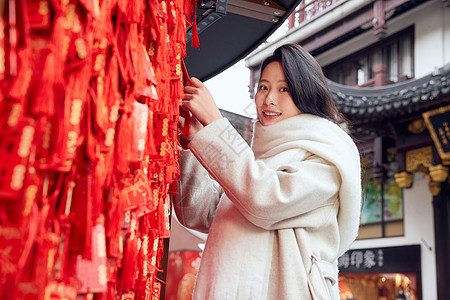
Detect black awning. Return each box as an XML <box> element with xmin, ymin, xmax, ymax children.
<box><xmin>184</xmin><ymin>0</ymin><xmax>302</xmax><ymax>81</ymax></box>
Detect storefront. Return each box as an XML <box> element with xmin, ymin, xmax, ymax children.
<box><xmin>338</xmin><ymin>245</ymin><xmax>421</xmax><ymax>300</ymax></box>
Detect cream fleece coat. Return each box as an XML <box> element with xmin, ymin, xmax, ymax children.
<box><xmin>173</xmin><ymin>114</ymin><xmax>361</xmax><ymax>300</ymax></box>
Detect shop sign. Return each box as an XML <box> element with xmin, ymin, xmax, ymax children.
<box><xmin>338</xmin><ymin>245</ymin><xmax>421</xmax><ymax>273</ymax></box>
<box><xmin>423</xmin><ymin>104</ymin><xmax>450</xmax><ymax>160</ymax></box>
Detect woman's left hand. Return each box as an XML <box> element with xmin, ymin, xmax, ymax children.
<box><xmin>182</xmin><ymin>77</ymin><xmax>223</xmax><ymax>126</ymax></box>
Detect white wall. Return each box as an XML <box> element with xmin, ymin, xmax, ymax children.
<box><xmin>413</xmin><ymin>0</ymin><xmax>448</xmax><ymax>77</ymax></box>
<box><xmin>352</xmin><ymin>173</ymin><xmax>437</xmax><ymax>300</ymax></box>
<box><xmin>444</xmin><ymin>4</ymin><xmax>450</xmax><ymax>65</ymax></box>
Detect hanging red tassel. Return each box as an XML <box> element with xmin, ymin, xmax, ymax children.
<box><xmin>191</xmin><ymin>4</ymin><xmax>200</xmax><ymax>48</ymax></box>
<box><xmin>184</xmin><ymin>0</ymin><xmax>195</xmax><ymax>19</ymax></box>
<box><xmin>146</xmin><ymin>110</ymin><xmax>157</xmax><ymax>156</ymax></box>
<box><xmin>7</xmin><ymin>47</ymin><xmax>32</xmax><ymax>103</ymax></box>
<box><xmin>118</xmin><ymin>213</ymin><xmax>139</xmax><ymax>291</ymax></box>
<box><xmin>105</xmin><ymin>184</ymin><xmax>124</xmax><ymax>241</ymax></box>
<box><xmin>181</xmin><ymin>112</ymin><xmax>191</xmax><ymax>136</ymax></box>
<box><xmin>68</xmin><ymin>170</ymin><xmax>92</xmax><ymax>258</ymax></box>
<box><xmin>31</xmin><ymin>51</ymin><xmax>56</xmax><ymax>116</ymax></box>
<box><xmin>115</xmin><ymin>110</ymin><xmax>134</xmax><ymax>174</ymax></box>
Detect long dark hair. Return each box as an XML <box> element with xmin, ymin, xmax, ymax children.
<box><xmin>262</xmin><ymin>45</ymin><xmax>367</xmax><ymax>205</ymax></box>
<box><xmin>260</xmin><ymin>44</ymin><xmax>345</xmax><ymax>125</ymax></box>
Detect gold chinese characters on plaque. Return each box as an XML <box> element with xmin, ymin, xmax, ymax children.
<box><xmin>423</xmin><ymin>104</ymin><xmax>450</xmax><ymax>161</ymax></box>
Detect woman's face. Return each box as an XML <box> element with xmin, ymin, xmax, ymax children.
<box><xmin>255</xmin><ymin>61</ymin><xmax>301</xmax><ymax>126</ymax></box>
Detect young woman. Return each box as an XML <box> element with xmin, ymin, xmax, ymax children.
<box><xmin>175</xmin><ymin>44</ymin><xmax>362</xmax><ymax>299</ymax></box>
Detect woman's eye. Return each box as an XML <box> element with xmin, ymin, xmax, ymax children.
<box><xmin>281</xmin><ymin>87</ymin><xmax>289</xmax><ymax>92</ymax></box>
<box><xmin>258</xmin><ymin>85</ymin><xmax>268</xmax><ymax>91</ymax></box>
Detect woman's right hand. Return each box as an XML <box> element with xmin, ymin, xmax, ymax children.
<box><xmin>182</xmin><ymin>77</ymin><xmax>223</xmax><ymax>126</ymax></box>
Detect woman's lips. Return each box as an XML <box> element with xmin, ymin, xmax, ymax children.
<box><xmin>263</xmin><ymin>111</ymin><xmax>282</xmax><ymax>119</ymax></box>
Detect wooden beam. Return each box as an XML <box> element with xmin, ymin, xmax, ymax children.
<box><xmin>302</xmin><ymin>5</ymin><xmax>373</xmax><ymax>52</ymax></box>
<box><xmin>302</xmin><ymin>0</ymin><xmax>415</xmax><ymax>53</ymax></box>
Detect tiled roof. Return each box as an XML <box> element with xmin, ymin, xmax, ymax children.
<box><xmin>328</xmin><ymin>63</ymin><xmax>450</xmax><ymax>120</ymax></box>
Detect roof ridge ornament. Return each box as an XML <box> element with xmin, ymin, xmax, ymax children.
<box><xmin>432</xmin><ymin>66</ymin><xmax>441</xmax><ymax>76</ymax></box>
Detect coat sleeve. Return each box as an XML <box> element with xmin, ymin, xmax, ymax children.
<box><xmin>188</xmin><ymin>118</ymin><xmax>340</xmax><ymax>230</ymax></box>
<box><xmin>172</xmin><ymin>149</ymin><xmax>224</xmax><ymax>233</ymax></box>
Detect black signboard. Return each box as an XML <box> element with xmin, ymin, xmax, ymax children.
<box><xmin>338</xmin><ymin>245</ymin><xmax>421</xmax><ymax>274</ymax></box>
<box><xmin>423</xmin><ymin>105</ymin><xmax>450</xmax><ymax>160</ymax></box>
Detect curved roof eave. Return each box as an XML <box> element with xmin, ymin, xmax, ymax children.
<box><xmin>328</xmin><ymin>62</ymin><xmax>450</xmax><ymax>118</ymax></box>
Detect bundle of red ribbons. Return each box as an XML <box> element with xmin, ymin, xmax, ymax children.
<box><xmin>0</xmin><ymin>0</ymin><xmax>198</xmax><ymax>298</ymax></box>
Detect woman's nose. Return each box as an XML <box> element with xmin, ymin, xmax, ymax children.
<box><xmin>264</xmin><ymin>90</ymin><xmax>276</xmax><ymax>105</ymax></box>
